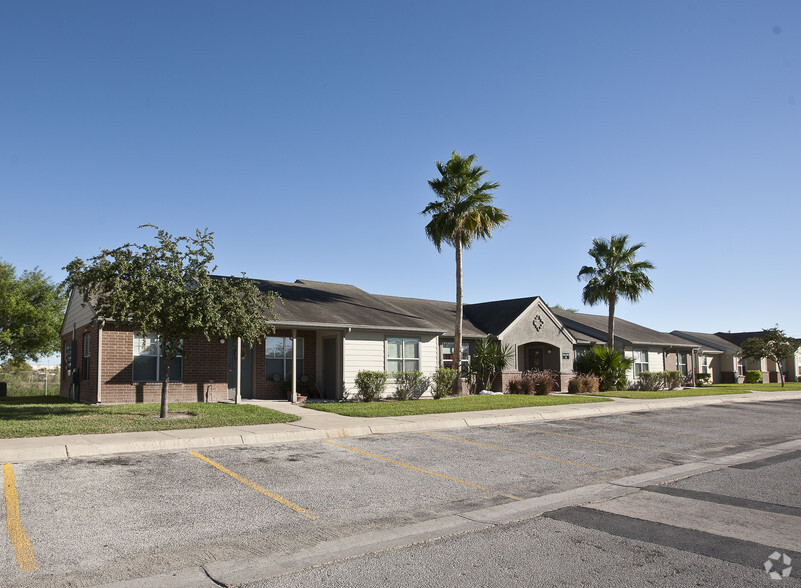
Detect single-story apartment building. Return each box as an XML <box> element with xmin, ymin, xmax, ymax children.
<box><xmin>551</xmin><ymin>309</ymin><xmax>711</xmax><ymax>384</ymax></box>
<box><xmin>60</xmin><ymin>277</ymin><xmax>795</xmax><ymax>403</ymax></box>
<box><xmin>672</xmin><ymin>330</ymin><xmax>801</xmax><ymax>383</ymax></box>
<box><xmin>60</xmin><ymin>278</ymin><xmax>582</xmax><ymax>403</ymax></box>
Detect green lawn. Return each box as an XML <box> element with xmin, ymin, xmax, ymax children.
<box><xmin>706</xmin><ymin>383</ymin><xmax>801</xmax><ymax>393</ymax></box>
<box><xmin>0</xmin><ymin>396</ymin><xmax>299</xmax><ymax>439</ymax></box>
<box><xmin>303</xmin><ymin>394</ymin><xmax>611</xmax><ymax>418</ymax></box>
<box><xmin>595</xmin><ymin>382</ymin><xmax>801</xmax><ymax>400</ymax></box>
<box><xmin>594</xmin><ymin>388</ymin><xmax>751</xmax><ymax>399</ymax></box>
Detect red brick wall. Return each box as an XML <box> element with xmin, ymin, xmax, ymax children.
<box><xmin>60</xmin><ymin>325</ymin><xmax>99</xmax><ymax>403</ymax></box>
<box><xmin>64</xmin><ymin>326</ymin><xmax>318</xmax><ymax>404</ymax></box>
<box><xmin>99</xmin><ymin>327</ymin><xmax>228</xmax><ymax>404</ymax></box>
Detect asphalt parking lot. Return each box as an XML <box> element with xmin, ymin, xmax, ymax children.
<box><xmin>2</xmin><ymin>400</ymin><xmax>800</xmax><ymax>587</ymax></box>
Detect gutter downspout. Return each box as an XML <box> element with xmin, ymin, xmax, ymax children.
<box><xmin>96</xmin><ymin>320</ymin><xmax>105</xmax><ymax>403</ymax></box>
<box><xmin>236</xmin><ymin>337</ymin><xmax>242</xmax><ymax>404</ymax></box>
<box><xmin>71</xmin><ymin>322</ymin><xmax>76</xmax><ymax>400</ymax></box>
<box><xmin>291</xmin><ymin>329</ymin><xmax>297</xmax><ymax>403</ymax></box>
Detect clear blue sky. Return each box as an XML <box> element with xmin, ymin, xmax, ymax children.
<box><xmin>2</xmin><ymin>1</ymin><xmax>799</xmax><ymax>343</ymax></box>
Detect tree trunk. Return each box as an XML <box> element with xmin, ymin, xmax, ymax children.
<box><xmin>607</xmin><ymin>294</ymin><xmax>616</xmax><ymax>349</ymax></box>
<box><xmin>453</xmin><ymin>235</ymin><xmax>463</xmax><ymax>395</ymax></box>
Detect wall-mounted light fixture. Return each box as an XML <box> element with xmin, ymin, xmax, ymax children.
<box><xmin>219</xmin><ymin>338</ymin><xmax>226</xmax><ymax>344</ymax></box>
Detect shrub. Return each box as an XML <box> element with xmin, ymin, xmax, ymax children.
<box><xmin>432</xmin><ymin>368</ymin><xmax>458</xmax><ymax>399</ymax></box>
<box><xmin>519</xmin><ymin>373</ymin><xmax>536</xmax><ymax>395</ymax></box>
<box><xmin>577</xmin><ymin>346</ymin><xmax>632</xmax><ymax>391</ymax></box>
<box><xmin>507</xmin><ymin>372</ymin><xmax>542</xmax><ymax>394</ymax></box>
<box><xmin>506</xmin><ymin>378</ymin><xmax>521</xmax><ymax>394</ymax></box>
<box><xmin>393</xmin><ymin>370</ymin><xmax>430</xmax><ymax>401</ymax></box>
<box><xmin>527</xmin><ymin>369</ymin><xmax>558</xmax><ymax>395</ymax></box>
<box><xmin>567</xmin><ymin>374</ymin><xmax>600</xmax><ymax>394</ymax></box>
<box><xmin>663</xmin><ymin>371</ymin><xmax>683</xmax><ymax>390</ymax></box>
<box><xmin>354</xmin><ymin>370</ymin><xmax>388</xmax><ymax>402</ymax></box>
<box><xmin>695</xmin><ymin>372</ymin><xmax>711</xmax><ymax>386</ymax></box>
<box><xmin>745</xmin><ymin>370</ymin><xmax>763</xmax><ymax>384</ymax></box>
<box><xmin>637</xmin><ymin>371</ymin><xmax>664</xmax><ymax>391</ymax></box>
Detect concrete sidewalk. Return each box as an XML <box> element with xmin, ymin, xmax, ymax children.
<box><xmin>2</xmin><ymin>390</ymin><xmax>800</xmax><ymax>463</ymax></box>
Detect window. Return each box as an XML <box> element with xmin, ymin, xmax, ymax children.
<box><xmin>737</xmin><ymin>357</ymin><xmax>745</xmax><ymax>377</ymax></box>
<box><xmin>265</xmin><ymin>336</ymin><xmax>304</xmax><ymax>382</ymax></box>
<box><xmin>633</xmin><ymin>350</ymin><xmax>649</xmax><ymax>377</ymax></box>
<box><xmin>133</xmin><ymin>334</ymin><xmax>182</xmax><ymax>382</ymax></box>
<box><xmin>698</xmin><ymin>355</ymin><xmax>709</xmax><ymax>374</ymax></box>
<box><xmin>82</xmin><ymin>333</ymin><xmax>90</xmax><ymax>380</ymax></box>
<box><xmin>62</xmin><ymin>340</ymin><xmax>70</xmax><ymax>380</ymax></box>
<box><xmin>441</xmin><ymin>341</ymin><xmax>469</xmax><ymax>371</ymax></box>
<box><xmin>387</xmin><ymin>337</ymin><xmax>419</xmax><ymax>373</ymax></box>
<box><xmin>677</xmin><ymin>353</ymin><xmax>688</xmax><ymax>376</ymax></box>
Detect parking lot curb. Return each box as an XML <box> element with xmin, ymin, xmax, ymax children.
<box><xmin>1</xmin><ymin>390</ymin><xmax>800</xmax><ymax>463</ymax></box>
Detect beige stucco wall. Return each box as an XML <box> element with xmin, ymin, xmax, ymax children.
<box><xmin>497</xmin><ymin>299</ymin><xmax>575</xmax><ymax>375</ymax></box>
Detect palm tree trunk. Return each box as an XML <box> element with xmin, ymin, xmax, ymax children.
<box><xmin>453</xmin><ymin>235</ymin><xmax>463</xmax><ymax>395</ymax></box>
<box><xmin>607</xmin><ymin>295</ymin><xmax>616</xmax><ymax>349</ymax></box>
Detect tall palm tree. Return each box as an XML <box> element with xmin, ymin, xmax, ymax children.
<box><xmin>577</xmin><ymin>234</ymin><xmax>654</xmax><ymax>349</ymax></box>
<box><xmin>422</xmin><ymin>152</ymin><xmax>509</xmax><ymax>392</ymax></box>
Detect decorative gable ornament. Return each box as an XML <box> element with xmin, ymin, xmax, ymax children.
<box><xmin>533</xmin><ymin>315</ymin><xmax>544</xmax><ymax>332</ymax></box>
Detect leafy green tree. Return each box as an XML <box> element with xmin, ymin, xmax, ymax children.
<box><xmin>0</xmin><ymin>260</ymin><xmax>67</xmax><ymax>364</ymax></box>
<box><xmin>63</xmin><ymin>225</ymin><xmax>278</xmax><ymax>417</ymax></box>
<box><xmin>577</xmin><ymin>346</ymin><xmax>633</xmax><ymax>391</ymax></box>
<box><xmin>739</xmin><ymin>328</ymin><xmax>800</xmax><ymax>388</ymax></box>
<box><xmin>422</xmin><ymin>152</ymin><xmax>509</xmax><ymax>392</ymax></box>
<box><xmin>577</xmin><ymin>234</ymin><xmax>654</xmax><ymax>348</ymax></box>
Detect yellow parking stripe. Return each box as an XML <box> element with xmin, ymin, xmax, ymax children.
<box><xmin>501</xmin><ymin>425</ymin><xmax>679</xmax><ymax>455</ymax></box>
<box><xmin>189</xmin><ymin>452</ymin><xmax>317</xmax><ymax>519</ymax></box>
<box><xmin>563</xmin><ymin>419</ymin><xmax>718</xmax><ymax>441</ymax></box>
<box><xmin>324</xmin><ymin>441</ymin><xmax>521</xmax><ymax>500</ymax></box>
<box><xmin>3</xmin><ymin>464</ymin><xmax>37</xmax><ymax>572</ymax></box>
<box><xmin>421</xmin><ymin>432</ymin><xmax>604</xmax><ymax>470</ymax></box>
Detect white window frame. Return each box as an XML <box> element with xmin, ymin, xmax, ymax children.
<box><xmin>82</xmin><ymin>333</ymin><xmax>91</xmax><ymax>381</ymax></box>
<box><xmin>698</xmin><ymin>355</ymin><xmax>710</xmax><ymax>374</ymax></box>
<box><xmin>737</xmin><ymin>357</ymin><xmax>745</xmax><ymax>377</ymax></box>
<box><xmin>265</xmin><ymin>336</ymin><xmax>304</xmax><ymax>382</ymax></box>
<box><xmin>677</xmin><ymin>353</ymin><xmax>688</xmax><ymax>376</ymax></box>
<box><xmin>387</xmin><ymin>337</ymin><xmax>420</xmax><ymax>374</ymax></box>
<box><xmin>633</xmin><ymin>350</ymin><xmax>649</xmax><ymax>377</ymax></box>
<box><xmin>441</xmin><ymin>340</ymin><xmax>469</xmax><ymax>371</ymax></box>
<box><xmin>132</xmin><ymin>333</ymin><xmax>183</xmax><ymax>382</ymax></box>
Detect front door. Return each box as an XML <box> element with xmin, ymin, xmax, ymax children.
<box><xmin>322</xmin><ymin>337</ymin><xmax>337</xmax><ymax>399</ymax></box>
<box><xmin>526</xmin><ymin>347</ymin><xmax>544</xmax><ymax>371</ymax></box>
<box><xmin>227</xmin><ymin>340</ymin><xmax>254</xmax><ymax>400</ymax></box>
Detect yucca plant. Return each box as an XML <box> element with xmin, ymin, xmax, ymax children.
<box><xmin>468</xmin><ymin>338</ymin><xmax>514</xmax><ymax>393</ymax></box>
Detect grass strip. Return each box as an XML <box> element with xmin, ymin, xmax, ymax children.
<box><xmin>594</xmin><ymin>382</ymin><xmax>801</xmax><ymax>399</ymax></box>
<box><xmin>303</xmin><ymin>394</ymin><xmax>611</xmax><ymax>417</ymax></box>
<box><xmin>0</xmin><ymin>396</ymin><xmax>298</xmax><ymax>439</ymax></box>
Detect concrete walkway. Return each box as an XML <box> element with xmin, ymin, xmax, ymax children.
<box><xmin>2</xmin><ymin>390</ymin><xmax>800</xmax><ymax>463</ymax></box>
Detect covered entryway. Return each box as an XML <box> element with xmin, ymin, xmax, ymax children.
<box><xmin>520</xmin><ymin>342</ymin><xmax>561</xmax><ymax>372</ymax></box>
<box><xmin>227</xmin><ymin>340</ymin><xmax>254</xmax><ymax>400</ymax></box>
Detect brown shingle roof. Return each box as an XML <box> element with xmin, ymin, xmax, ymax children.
<box><xmin>551</xmin><ymin>308</ymin><xmax>699</xmax><ymax>349</ymax></box>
